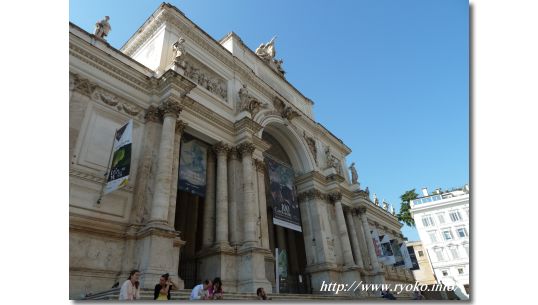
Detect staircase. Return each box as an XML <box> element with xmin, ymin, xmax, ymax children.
<box><xmin>81</xmin><ymin>288</ymin><xmax>412</xmax><ymax>301</ymax></box>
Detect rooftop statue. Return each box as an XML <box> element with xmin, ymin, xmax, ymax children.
<box><xmin>349</xmin><ymin>162</ymin><xmax>359</xmax><ymax>185</ymax></box>
<box><xmin>255</xmin><ymin>36</ymin><xmax>285</xmax><ymax>76</ymax></box>
<box><xmin>94</xmin><ymin>16</ymin><xmax>111</xmax><ymax>40</ymax></box>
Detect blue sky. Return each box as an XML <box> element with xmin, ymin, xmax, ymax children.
<box><xmin>70</xmin><ymin>0</ymin><xmax>469</xmax><ymax>241</ymax></box>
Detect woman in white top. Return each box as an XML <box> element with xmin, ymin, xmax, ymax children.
<box><xmin>119</xmin><ymin>270</ymin><xmax>141</xmax><ymax>300</ymax></box>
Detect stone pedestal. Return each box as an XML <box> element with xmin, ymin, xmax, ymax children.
<box><xmin>197</xmin><ymin>247</ymin><xmax>237</xmax><ymax>292</ymax></box>
<box><xmin>237</xmin><ymin>247</ymin><xmax>272</xmax><ymax>293</ymax></box>
<box><xmin>136</xmin><ymin>223</ymin><xmax>185</xmax><ymax>289</ymax></box>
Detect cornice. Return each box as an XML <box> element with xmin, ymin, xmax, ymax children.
<box><xmin>234</xmin><ymin>117</ymin><xmax>263</xmax><ymax>135</ymax></box>
<box><xmin>181</xmin><ymin>96</ymin><xmax>235</xmax><ymax>135</ymax></box>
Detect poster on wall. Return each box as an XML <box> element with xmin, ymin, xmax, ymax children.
<box><xmin>104</xmin><ymin>119</ymin><xmax>132</xmax><ymax>195</ymax></box>
<box><xmin>378</xmin><ymin>234</ymin><xmax>396</xmax><ymax>265</ymax></box>
<box><xmin>391</xmin><ymin>239</ymin><xmax>405</xmax><ymax>266</ymax></box>
<box><xmin>178</xmin><ymin>136</ymin><xmax>208</xmax><ymax>197</ymax></box>
<box><xmin>266</xmin><ymin>157</ymin><xmax>302</xmax><ymax>232</ymax></box>
<box><xmin>370</xmin><ymin>229</ymin><xmax>383</xmax><ymax>257</ymax></box>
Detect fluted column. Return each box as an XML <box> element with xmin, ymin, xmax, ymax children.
<box><xmin>358</xmin><ymin>206</ymin><xmax>381</xmax><ymax>271</ymax></box>
<box><xmin>150</xmin><ymin>99</ymin><xmax>182</xmax><ymax>223</ymax></box>
<box><xmin>330</xmin><ymin>192</ymin><xmax>355</xmax><ymax>267</ymax></box>
<box><xmin>202</xmin><ymin>151</ymin><xmax>216</xmax><ymax>248</ymax></box>
<box><xmin>345</xmin><ymin>209</ymin><xmax>364</xmax><ymax>268</ymax></box>
<box><xmin>214</xmin><ymin>142</ymin><xmax>230</xmax><ymax>247</ymax></box>
<box><xmin>238</xmin><ymin>142</ymin><xmax>257</xmax><ymax>247</ymax></box>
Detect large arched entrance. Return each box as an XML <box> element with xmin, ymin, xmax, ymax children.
<box><xmin>260</xmin><ymin>122</ymin><xmax>314</xmax><ymax>294</ymax></box>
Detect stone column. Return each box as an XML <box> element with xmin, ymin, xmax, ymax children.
<box><xmin>168</xmin><ymin>120</ymin><xmax>187</xmax><ymax>227</ymax></box>
<box><xmin>202</xmin><ymin>151</ymin><xmax>216</xmax><ymax>248</ymax></box>
<box><xmin>214</xmin><ymin>142</ymin><xmax>230</xmax><ymax>248</ymax></box>
<box><xmin>150</xmin><ymin>99</ymin><xmax>182</xmax><ymax>223</ymax></box>
<box><xmin>228</xmin><ymin>148</ymin><xmax>239</xmax><ymax>246</ymax></box>
<box><xmin>345</xmin><ymin>208</ymin><xmax>364</xmax><ymax>268</ymax></box>
<box><xmin>353</xmin><ymin>210</ymin><xmax>371</xmax><ymax>268</ymax></box>
<box><xmin>238</xmin><ymin>142</ymin><xmax>257</xmax><ymax>248</ymax></box>
<box><xmin>358</xmin><ymin>206</ymin><xmax>381</xmax><ymax>272</ymax></box>
<box><xmin>330</xmin><ymin>192</ymin><xmax>355</xmax><ymax>267</ymax></box>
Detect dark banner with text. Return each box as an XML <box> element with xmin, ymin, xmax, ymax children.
<box><xmin>178</xmin><ymin>137</ymin><xmax>208</xmax><ymax>197</ymax></box>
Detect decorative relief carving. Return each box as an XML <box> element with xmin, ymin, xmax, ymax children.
<box><xmin>303</xmin><ymin>131</ymin><xmax>318</xmax><ymax>166</ymax></box>
<box><xmin>272</xmin><ymin>96</ymin><xmax>301</xmax><ymax>122</ymax></box>
<box><xmin>172</xmin><ymin>37</ymin><xmax>187</xmax><ymax>69</ymax></box>
<box><xmin>183</xmin><ymin>55</ymin><xmax>227</xmax><ymax>101</ymax></box>
<box><xmin>254</xmin><ymin>36</ymin><xmax>285</xmax><ymax>77</ymax></box>
<box><xmin>73</xmin><ymin>74</ymin><xmax>97</xmax><ymax>96</ymax></box>
<box><xmin>159</xmin><ymin>99</ymin><xmax>182</xmax><ymax>117</ymax></box>
<box><xmin>238</xmin><ymin>84</ymin><xmax>268</xmax><ymax>117</ymax></box>
<box><xmin>324</xmin><ymin>146</ymin><xmax>343</xmax><ymax>176</ymax></box>
<box><xmin>144</xmin><ymin>105</ymin><xmax>161</xmax><ymax>123</ymax></box>
<box><xmin>357</xmin><ymin>206</ymin><xmax>367</xmax><ymax>215</ymax></box>
<box><xmin>121</xmin><ymin>103</ymin><xmax>141</xmax><ymax>116</ymax></box>
<box><xmin>228</xmin><ymin>147</ymin><xmax>239</xmax><ymax>160</ymax></box>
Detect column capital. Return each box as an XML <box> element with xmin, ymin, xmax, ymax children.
<box><xmin>297</xmin><ymin>189</ymin><xmax>328</xmax><ymax>203</ymax></box>
<box><xmin>144</xmin><ymin>105</ymin><xmax>161</xmax><ymax>123</ymax></box>
<box><xmin>228</xmin><ymin>147</ymin><xmax>239</xmax><ymax>160</ymax></box>
<box><xmin>328</xmin><ymin>191</ymin><xmax>343</xmax><ymax>203</ymax></box>
<box><xmin>175</xmin><ymin>120</ymin><xmax>187</xmax><ymax>135</ymax></box>
<box><xmin>254</xmin><ymin>158</ymin><xmax>266</xmax><ymax>173</ymax></box>
<box><xmin>159</xmin><ymin>98</ymin><xmax>182</xmax><ymax>118</ymax></box>
<box><xmin>237</xmin><ymin>141</ymin><xmax>256</xmax><ymax>157</ymax></box>
<box><xmin>213</xmin><ymin>142</ymin><xmax>230</xmax><ymax>156</ymax></box>
<box><xmin>357</xmin><ymin>206</ymin><xmax>367</xmax><ymax>215</ymax></box>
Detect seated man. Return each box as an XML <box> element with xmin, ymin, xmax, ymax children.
<box><xmin>190</xmin><ymin>280</ymin><xmax>212</xmax><ymax>300</ymax></box>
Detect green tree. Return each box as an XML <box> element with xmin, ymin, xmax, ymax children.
<box><xmin>397</xmin><ymin>189</ymin><xmax>419</xmax><ymax>227</ymax></box>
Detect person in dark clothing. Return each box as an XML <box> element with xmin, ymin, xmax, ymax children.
<box><xmin>154</xmin><ymin>273</ymin><xmax>178</xmax><ymax>300</ymax></box>
<box><xmin>381</xmin><ymin>290</ymin><xmax>397</xmax><ymax>300</ymax></box>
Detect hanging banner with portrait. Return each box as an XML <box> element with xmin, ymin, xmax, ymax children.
<box><xmin>266</xmin><ymin>157</ymin><xmax>302</xmax><ymax>232</ymax></box>
<box><xmin>178</xmin><ymin>136</ymin><xmax>208</xmax><ymax>197</ymax></box>
<box><xmin>391</xmin><ymin>239</ymin><xmax>405</xmax><ymax>266</ymax></box>
<box><xmin>104</xmin><ymin>119</ymin><xmax>132</xmax><ymax>195</ymax></box>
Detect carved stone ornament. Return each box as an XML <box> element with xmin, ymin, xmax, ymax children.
<box><xmin>237</xmin><ymin>142</ymin><xmax>256</xmax><ymax>157</ymax></box>
<box><xmin>254</xmin><ymin>159</ymin><xmax>266</xmax><ymax>173</ymax></box>
<box><xmin>297</xmin><ymin>189</ymin><xmax>328</xmax><ymax>203</ymax></box>
<box><xmin>144</xmin><ymin>105</ymin><xmax>161</xmax><ymax>123</ymax></box>
<box><xmin>91</xmin><ymin>88</ymin><xmax>119</xmax><ymax>106</ymax></box>
<box><xmin>357</xmin><ymin>206</ymin><xmax>367</xmax><ymax>215</ymax></box>
<box><xmin>73</xmin><ymin>74</ymin><xmax>97</xmax><ymax>96</ymax></box>
<box><xmin>184</xmin><ymin>56</ymin><xmax>227</xmax><ymax>101</ymax></box>
<box><xmin>238</xmin><ymin>84</ymin><xmax>267</xmax><ymax>117</ymax></box>
<box><xmin>328</xmin><ymin>192</ymin><xmax>343</xmax><ymax>203</ymax></box>
<box><xmin>213</xmin><ymin>142</ymin><xmax>230</xmax><ymax>155</ymax></box>
<box><xmin>282</xmin><ymin>107</ymin><xmax>300</xmax><ymax>121</ymax></box>
<box><xmin>175</xmin><ymin>120</ymin><xmax>187</xmax><ymax>135</ymax></box>
<box><xmin>228</xmin><ymin>147</ymin><xmax>239</xmax><ymax>160</ymax></box>
<box><xmin>172</xmin><ymin>37</ymin><xmax>187</xmax><ymax>68</ymax></box>
<box><xmin>255</xmin><ymin>36</ymin><xmax>286</xmax><ymax>77</ymax></box>
<box><xmin>272</xmin><ymin>96</ymin><xmax>300</xmax><ymax>122</ymax></box>
<box><xmin>159</xmin><ymin>99</ymin><xmax>182</xmax><ymax>117</ymax></box>
<box><xmin>303</xmin><ymin>131</ymin><xmax>318</xmax><ymax>165</ymax></box>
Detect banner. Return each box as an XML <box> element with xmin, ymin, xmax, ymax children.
<box><xmin>104</xmin><ymin>120</ymin><xmax>132</xmax><ymax>194</ymax></box>
<box><xmin>178</xmin><ymin>137</ymin><xmax>208</xmax><ymax>197</ymax></box>
<box><xmin>266</xmin><ymin>157</ymin><xmax>302</xmax><ymax>232</ymax></box>
<box><xmin>401</xmin><ymin>243</ymin><xmax>414</xmax><ymax>269</ymax></box>
<box><xmin>378</xmin><ymin>234</ymin><xmax>396</xmax><ymax>265</ymax></box>
<box><xmin>391</xmin><ymin>239</ymin><xmax>405</xmax><ymax>266</ymax></box>
<box><xmin>370</xmin><ymin>228</ymin><xmax>383</xmax><ymax>257</ymax></box>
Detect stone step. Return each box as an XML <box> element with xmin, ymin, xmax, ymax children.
<box><xmin>82</xmin><ymin>288</ymin><xmax>411</xmax><ymax>301</ymax></box>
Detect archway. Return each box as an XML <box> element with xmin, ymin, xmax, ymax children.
<box><xmin>260</xmin><ymin>119</ymin><xmax>315</xmax><ymax>294</ymax></box>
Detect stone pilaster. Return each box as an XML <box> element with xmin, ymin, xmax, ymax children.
<box><xmin>353</xmin><ymin>209</ymin><xmax>371</xmax><ymax>269</ymax></box>
<box><xmin>213</xmin><ymin>142</ymin><xmax>231</xmax><ymax>248</ymax></box>
<box><xmin>345</xmin><ymin>208</ymin><xmax>364</xmax><ymax>268</ymax></box>
<box><xmin>255</xmin><ymin>159</ymin><xmax>270</xmax><ymax>250</ymax></box>
<box><xmin>202</xmin><ymin>150</ymin><xmax>216</xmax><ymax>248</ymax></box>
<box><xmin>329</xmin><ymin>192</ymin><xmax>355</xmax><ymax>267</ymax></box>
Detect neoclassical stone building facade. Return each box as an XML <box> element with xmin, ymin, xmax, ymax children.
<box><xmin>69</xmin><ymin>3</ymin><xmax>413</xmax><ymax>298</ymax></box>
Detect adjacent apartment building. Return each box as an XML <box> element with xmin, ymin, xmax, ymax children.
<box><xmin>410</xmin><ymin>185</ymin><xmax>470</xmax><ymax>300</ymax></box>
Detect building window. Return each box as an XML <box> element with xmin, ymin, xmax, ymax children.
<box><xmin>435</xmin><ymin>249</ymin><xmax>445</xmax><ymax>261</ymax></box>
<box><xmin>450</xmin><ymin>247</ymin><xmax>460</xmax><ymax>259</ymax></box>
<box><xmin>442</xmin><ymin>270</ymin><xmax>449</xmax><ymax>276</ymax></box>
<box><xmin>428</xmin><ymin>231</ymin><xmax>438</xmax><ymax>243</ymax></box>
<box><xmin>457</xmin><ymin>228</ymin><xmax>468</xmax><ymax>238</ymax></box>
<box><xmin>418</xmin><ymin>250</ymin><xmax>424</xmax><ymax>257</ymax></box>
<box><xmin>458</xmin><ymin>268</ymin><xmax>465</xmax><ymax>275</ymax></box>
<box><xmin>449</xmin><ymin>211</ymin><xmax>462</xmax><ymax>222</ymax></box>
<box><xmin>422</xmin><ymin>215</ymin><xmax>434</xmax><ymax>227</ymax></box>
<box><xmin>442</xmin><ymin>230</ymin><xmax>453</xmax><ymax>240</ymax></box>
<box><xmin>437</xmin><ymin>213</ymin><xmax>446</xmax><ymax>224</ymax></box>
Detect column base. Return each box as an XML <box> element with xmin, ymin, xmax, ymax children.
<box><xmin>236</xmin><ymin>246</ymin><xmax>271</xmax><ymax>294</ymax></box>
<box><xmin>135</xmin><ymin>222</ymin><xmax>185</xmax><ymax>289</ymax></box>
<box><xmin>341</xmin><ymin>265</ymin><xmax>362</xmax><ymax>296</ymax></box>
